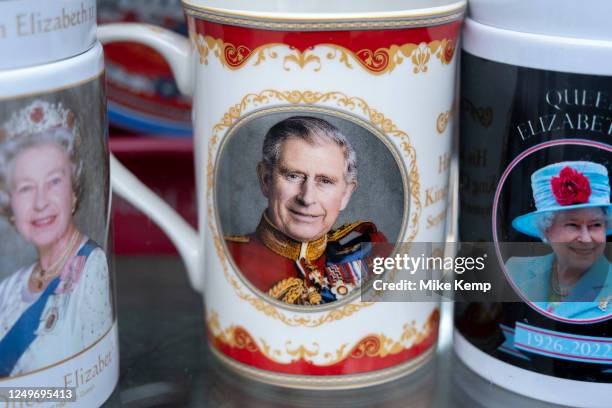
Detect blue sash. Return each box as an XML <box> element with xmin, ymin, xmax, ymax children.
<box><xmin>0</xmin><ymin>276</ymin><xmax>61</xmax><ymax>377</ymax></box>
<box><xmin>78</xmin><ymin>240</ymin><xmax>96</xmax><ymax>258</ymax></box>
<box><xmin>0</xmin><ymin>239</ymin><xmax>98</xmax><ymax>377</ymax></box>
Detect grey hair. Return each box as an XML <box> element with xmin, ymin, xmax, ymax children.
<box><xmin>0</xmin><ymin>126</ymin><xmax>82</xmax><ymax>217</ymax></box>
<box><xmin>261</xmin><ymin>116</ymin><xmax>357</xmax><ymax>184</ymax></box>
<box><xmin>534</xmin><ymin>207</ymin><xmax>612</xmax><ymax>243</ymax></box>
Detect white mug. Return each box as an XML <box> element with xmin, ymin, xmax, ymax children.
<box><xmin>0</xmin><ymin>1</ymin><xmax>118</xmax><ymax>406</ymax></box>
<box><xmin>101</xmin><ymin>0</ymin><xmax>465</xmax><ymax>389</ymax></box>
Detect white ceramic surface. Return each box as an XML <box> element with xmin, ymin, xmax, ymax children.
<box><xmin>182</xmin><ymin>0</ymin><xmax>464</xmax><ymax>18</ymax></box>
<box><xmin>0</xmin><ymin>0</ymin><xmax>97</xmax><ymax>70</ymax></box>
<box><xmin>463</xmin><ymin>17</ymin><xmax>612</xmax><ymax>76</ymax></box>
<box><xmin>454</xmin><ymin>330</ymin><xmax>610</xmax><ymax>408</ymax></box>
<box><xmin>468</xmin><ymin>0</ymin><xmax>612</xmax><ymax>41</ymax></box>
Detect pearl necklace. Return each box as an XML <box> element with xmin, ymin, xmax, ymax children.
<box><xmin>31</xmin><ymin>229</ymin><xmax>80</xmax><ymax>291</ymax></box>
<box><xmin>549</xmin><ymin>259</ymin><xmax>576</xmax><ymax>304</ymax></box>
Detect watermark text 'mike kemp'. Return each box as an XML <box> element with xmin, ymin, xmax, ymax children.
<box><xmin>371</xmin><ymin>277</ymin><xmax>492</xmax><ymax>293</ymax></box>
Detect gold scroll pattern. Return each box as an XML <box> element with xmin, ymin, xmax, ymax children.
<box><xmin>184</xmin><ymin>6</ymin><xmax>465</xmax><ymax>31</ymax></box>
<box><xmin>193</xmin><ymin>34</ymin><xmax>456</xmax><ymax>75</ymax></box>
<box><xmin>206</xmin><ymin>90</ymin><xmax>422</xmax><ymax>327</ymax></box>
<box><xmin>207</xmin><ymin>309</ymin><xmax>439</xmax><ymax>365</ymax></box>
<box><xmin>436</xmin><ymin>110</ymin><xmax>451</xmax><ymax>134</ymax></box>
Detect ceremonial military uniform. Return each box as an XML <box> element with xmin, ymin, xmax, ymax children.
<box><xmin>225</xmin><ymin>215</ymin><xmax>387</xmax><ymax>305</ymax></box>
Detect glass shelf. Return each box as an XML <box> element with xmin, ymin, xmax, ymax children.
<box><xmin>103</xmin><ymin>256</ymin><xmax>565</xmax><ymax>407</ymax></box>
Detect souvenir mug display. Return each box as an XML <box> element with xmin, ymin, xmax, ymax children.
<box><xmin>0</xmin><ymin>0</ymin><xmax>118</xmax><ymax>406</ymax></box>
<box><xmin>456</xmin><ymin>0</ymin><xmax>611</xmax><ymax>406</ymax></box>
<box><xmin>100</xmin><ymin>0</ymin><xmax>465</xmax><ymax>388</ymax></box>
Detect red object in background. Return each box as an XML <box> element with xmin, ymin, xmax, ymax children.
<box><xmin>98</xmin><ymin>0</ymin><xmax>192</xmax><ymax>134</ymax></box>
<box><xmin>110</xmin><ymin>137</ymin><xmax>197</xmax><ymax>255</ymax></box>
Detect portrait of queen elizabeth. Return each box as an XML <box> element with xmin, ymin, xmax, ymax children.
<box><xmin>506</xmin><ymin>161</ymin><xmax>612</xmax><ymax>321</ymax></box>
<box><xmin>0</xmin><ymin>101</ymin><xmax>112</xmax><ymax>377</ymax></box>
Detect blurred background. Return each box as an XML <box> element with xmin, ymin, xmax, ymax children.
<box><xmin>98</xmin><ymin>0</ymin><xmax>197</xmax><ymax>257</ymax></box>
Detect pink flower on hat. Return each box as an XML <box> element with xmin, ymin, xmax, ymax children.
<box><xmin>550</xmin><ymin>166</ymin><xmax>591</xmax><ymax>206</ymax></box>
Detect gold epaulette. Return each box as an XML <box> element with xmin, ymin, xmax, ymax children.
<box><xmin>268</xmin><ymin>277</ymin><xmax>322</xmax><ymax>305</ymax></box>
<box><xmin>327</xmin><ymin>221</ymin><xmax>368</xmax><ymax>242</ymax></box>
<box><xmin>224</xmin><ymin>235</ymin><xmax>250</xmax><ymax>243</ymax></box>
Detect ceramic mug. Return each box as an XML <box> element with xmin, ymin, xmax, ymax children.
<box><xmin>455</xmin><ymin>0</ymin><xmax>612</xmax><ymax>406</ymax></box>
<box><xmin>0</xmin><ymin>0</ymin><xmax>118</xmax><ymax>406</ymax></box>
<box><xmin>101</xmin><ymin>0</ymin><xmax>465</xmax><ymax>388</ymax></box>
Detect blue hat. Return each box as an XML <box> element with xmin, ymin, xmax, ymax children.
<box><xmin>512</xmin><ymin>161</ymin><xmax>612</xmax><ymax>238</ymax></box>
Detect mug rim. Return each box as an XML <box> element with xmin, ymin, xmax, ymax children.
<box><xmin>0</xmin><ymin>0</ymin><xmax>97</xmax><ymax>71</ymax></box>
<box><xmin>182</xmin><ymin>0</ymin><xmax>466</xmax><ymax>25</ymax></box>
<box><xmin>468</xmin><ymin>0</ymin><xmax>612</xmax><ymax>43</ymax></box>
<box><xmin>454</xmin><ymin>330</ymin><xmax>611</xmax><ymax>406</ymax></box>
<box><xmin>463</xmin><ymin>17</ymin><xmax>612</xmax><ymax>76</ymax></box>
<box><xmin>0</xmin><ymin>42</ymin><xmax>104</xmax><ymax>100</ymax></box>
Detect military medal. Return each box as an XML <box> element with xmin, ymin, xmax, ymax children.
<box><xmin>336</xmin><ymin>286</ymin><xmax>348</xmax><ymax>296</ymax></box>
<box><xmin>31</xmin><ymin>229</ymin><xmax>80</xmax><ymax>291</ymax></box>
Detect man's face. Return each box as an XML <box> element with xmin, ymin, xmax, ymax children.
<box><xmin>259</xmin><ymin>137</ymin><xmax>356</xmax><ymax>242</ymax></box>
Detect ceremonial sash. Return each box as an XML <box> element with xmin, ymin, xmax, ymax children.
<box><xmin>78</xmin><ymin>240</ymin><xmax>96</xmax><ymax>258</ymax></box>
<box><xmin>0</xmin><ymin>276</ymin><xmax>61</xmax><ymax>377</ymax></box>
<box><xmin>0</xmin><ymin>239</ymin><xmax>97</xmax><ymax>377</ymax></box>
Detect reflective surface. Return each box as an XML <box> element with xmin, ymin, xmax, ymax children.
<box><xmin>103</xmin><ymin>256</ymin><xmax>567</xmax><ymax>407</ymax></box>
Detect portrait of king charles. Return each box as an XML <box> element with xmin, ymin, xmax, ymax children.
<box><xmin>224</xmin><ymin>116</ymin><xmax>388</xmax><ymax>306</ymax></box>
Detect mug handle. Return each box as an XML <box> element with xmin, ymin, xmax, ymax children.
<box><xmin>97</xmin><ymin>24</ymin><xmax>202</xmax><ymax>292</ymax></box>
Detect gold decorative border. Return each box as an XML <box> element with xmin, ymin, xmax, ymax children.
<box><xmin>193</xmin><ymin>35</ymin><xmax>456</xmax><ymax>75</ymax></box>
<box><xmin>210</xmin><ymin>343</ymin><xmax>435</xmax><ymax>390</ymax></box>
<box><xmin>183</xmin><ymin>2</ymin><xmax>465</xmax><ymax>30</ymax></box>
<box><xmin>0</xmin><ymin>320</ymin><xmax>116</xmax><ymax>382</ymax></box>
<box><xmin>206</xmin><ymin>90</ymin><xmax>422</xmax><ymax>326</ymax></box>
<box><xmin>208</xmin><ymin>309</ymin><xmax>438</xmax><ymax>365</ymax></box>
<box><xmin>215</xmin><ymin>106</ymin><xmax>409</xmax><ymax>313</ymax></box>
<box><xmin>436</xmin><ymin>110</ymin><xmax>452</xmax><ymax>134</ymax></box>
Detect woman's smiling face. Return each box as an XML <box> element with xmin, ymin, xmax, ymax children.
<box><xmin>546</xmin><ymin>207</ymin><xmax>607</xmax><ymax>273</ymax></box>
<box><xmin>10</xmin><ymin>143</ymin><xmax>74</xmax><ymax>250</ymax></box>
